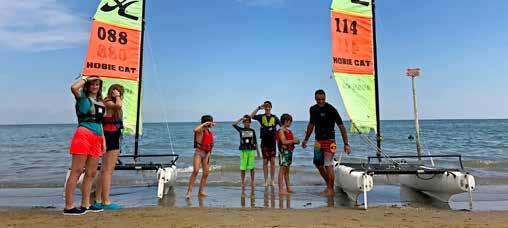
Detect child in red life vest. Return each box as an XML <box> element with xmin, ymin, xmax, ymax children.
<box><xmin>277</xmin><ymin>113</ymin><xmax>300</xmax><ymax>195</ymax></box>
<box><xmin>186</xmin><ymin>115</ymin><xmax>215</xmax><ymax>199</ymax></box>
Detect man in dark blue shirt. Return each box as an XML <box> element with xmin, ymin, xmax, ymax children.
<box><xmin>302</xmin><ymin>89</ymin><xmax>351</xmax><ymax>196</ymax></box>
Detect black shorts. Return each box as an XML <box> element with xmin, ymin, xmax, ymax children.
<box><xmin>104</xmin><ymin>130</ymin><xmax>122</xmax><ymax>151</ymax></box>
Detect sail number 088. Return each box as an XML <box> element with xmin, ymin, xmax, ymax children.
<box><xmin>97</xmin><ymin>27</ymin><xmax>128</xmax><ymax>45</ymax></box>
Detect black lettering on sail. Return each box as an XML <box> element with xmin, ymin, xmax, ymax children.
<box><xmin>351</xmin><ymin>0</ymin><xmax>370</xmax><ymax>7</ymax></box>
<box><xmin>101</xmin><ymin>0</ymin><xmax>139</xmax><ymax>21</ymax></box>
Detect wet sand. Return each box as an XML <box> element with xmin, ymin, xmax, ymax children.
<box><xmin>2</xmin><ymin>206</ymin><xmax>508</xmax><ymax>228</ymax></box>
<box><xmin>2</xmin><ymin>184</ymin><xmax>508</xmax><ymax>211</ymax></box>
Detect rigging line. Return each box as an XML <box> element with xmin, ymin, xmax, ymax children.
<box><xmin>145</xmin><ymin>28</ymin><xmax>175</xmax><ymax>155</ymax></box>
<box><xmin>351</xmin><ymin>124</ymin><xmax>400</xmax><ymax>166</ymax></box>
<box><xmin>418</xmin><ymin>128</ymin><xmax>435</xmax><ymax>166</ymax></box>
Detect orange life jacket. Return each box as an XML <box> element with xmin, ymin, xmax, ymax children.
<box><xmin>194</xmin><ymin>129</ymin><xmax>214</xmax><ymax>152</ymax></box>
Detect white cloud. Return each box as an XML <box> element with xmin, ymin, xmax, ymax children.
<box><xmin>235</xmin><ymin>0</ymin><xmax>287</xmax><ymax>7</ymax></box>
<box><xmin>0</xmin><ymin>0</ymin><xmax>89</xmax><ymax>51</ymax></box>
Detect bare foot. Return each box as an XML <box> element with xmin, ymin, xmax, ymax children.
<box><xmin>185</xmin><ymin>192</ymin><xmax>191</xmax><ymax>199</ymax></box>
<box><xmin>287</xmin><ymin>188</ymin><xmax>294</xmax><ymax>193</ymax></box>
<box><xmin>264</xmin><ymin>181</ymin><xmax>269</xmax><ymax>187</ymax></box>
<box><xmin>279</xmin><ymin>191</ymin><xmax>289</xmax><ymax>196</ymax></box>
<box><xmin>271</xmin><ymin>180</ymin><xmax>275</xmax><ymax>187</ymax></box>
<box><xmin>198</xmin><ymin>192</ymin><xmax>208</xmax><ymax>198</ymax></box>
<box><xmin>251</xmin><ymin>183</ymin><xmax>255</xmax><ymax>189</ymax></box>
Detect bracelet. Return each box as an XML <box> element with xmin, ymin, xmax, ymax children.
<box><xmin>83</xmin><ymin>78</ymin><xmax>87</xmax><ymax>83</ymax></box>
<box><xmin>344</xmin><ymin>143</ymin><xmax>349</xmax><ymax>146</ymax></box>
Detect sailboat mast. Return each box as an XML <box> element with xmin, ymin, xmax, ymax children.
<box><xmin>406</xmin><ymin>68</ymin><xmax>422</xmax><ymax>160</ymax></box>
<box><xmin>134</xmin><ymin>0</ymin><xmax>147</xmax><ymax>158</ymax></box>
<box><xmin>411</xmin><ymin>76</ymin><xmax>422</xmax><ymax>159</ymax></box>
<box><xmin>371</xmin><ymin>0</ymin><xmax>382</xmax><ymax>159</ymax></box>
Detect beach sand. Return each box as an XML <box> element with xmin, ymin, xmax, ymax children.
<box><xmin>2</xmin><ymin>207</ymin><xmax>508</xmax><ymax>228</ymax></box>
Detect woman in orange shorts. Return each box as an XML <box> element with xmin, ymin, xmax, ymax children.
<box><xmin>64</xmin><ymin>76</ymin><xmax>106</xmax><ymax>215</ymax></box>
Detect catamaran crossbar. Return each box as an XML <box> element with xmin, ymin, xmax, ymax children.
<box><xmin>104</xmin><ymin>154</ymin><xmax>179</xmax><ymax>171</ymax></box>
<box><xmin>338</xmin><ymin>154</ymin><xmax>465</xmax><ymax>175</ymax></box>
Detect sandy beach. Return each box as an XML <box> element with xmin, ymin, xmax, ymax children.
<box><xmin>2</xmin><ymin>207</ymin><xmax>508</xmax><ymax>228</ymax></box>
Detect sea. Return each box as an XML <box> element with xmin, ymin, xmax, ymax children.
<box><xmin>1</xmin><ymin>119</ymin><xmax>507</xmax><ymax>211</ymax></box>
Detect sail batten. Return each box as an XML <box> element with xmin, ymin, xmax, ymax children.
<box><xmin>331</xmin><ymin>0</ymin><xmax>377</xmax><ymax>134</ymax></box>
<box><xmin>82</xmin><ymin>0</ymin><xmax>145</xmax><ymax>136</ymax></box>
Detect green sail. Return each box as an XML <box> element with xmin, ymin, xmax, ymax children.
<box><xmin>331</xmin><ymin>0</ymin><xmax>372</xmax><ymax>17</ymax></box>
<box><xmin>334</xmin><ymin>73</ymin><xmax>377</xmax><ymax>133</ymax></box>
<box><xmin>101</xmin><ymin>78</ymin><xmax>142</xmax><ymax>136</ymax></box>
<box><xmin>93</xmin><ymin>0</ymin><xmax>143</xmax><ymax>30</ymax></box>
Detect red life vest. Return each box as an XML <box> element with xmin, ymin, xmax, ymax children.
<box><xmin>194</xmin><ymin>129</ymin><xmax>214</xmax><ymax>152</ymax></box>
<box><xmin>277</xmin><ymin>128</ymin><xmax>295</xmax><ymax>152</ymax></box>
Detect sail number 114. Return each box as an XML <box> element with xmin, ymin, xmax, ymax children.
<box><xmin>334</xmin><ymin>18</ymin><xmax>358</xmax><ymax>35</ymax></box>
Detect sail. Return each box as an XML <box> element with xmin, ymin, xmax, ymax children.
<box><xmin>82</xmin><ymin>0</ymin><xmax>144</xmax><ymax>135</ymax></box>
<box><xmin>330</xmin><ymin>0</ymin><xmax>377</xmax><ymax>134</ymax></box>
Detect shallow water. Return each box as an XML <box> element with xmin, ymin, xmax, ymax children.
<box><xmin>0</xmin><ymin>120</ymin><xmax>507</xmax><ymax>210</ymax></box>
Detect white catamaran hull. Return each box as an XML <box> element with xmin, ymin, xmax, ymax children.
<box><xmin>157</xmin><ymin>166</ymin><xmax>177</xmax><ymax>199</ymax></box>
<box><xmin>334</xmin><ymin>164</ymin><xmax>373</xmax><ymax>204</ymax></box>
<box><xmin>399</xmin><ymin>171</ymin><xmax>475</xmax><ymax>202</ymax></box>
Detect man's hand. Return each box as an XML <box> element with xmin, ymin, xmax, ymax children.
<box><xmin>344</xmin><ymin>144</ymin><xmax>352</xmax><ymax>155</ymax></box>
<box><xmin>301</xmin><ymin>139</ymin><xmax>308</xmax><ymax>148</ymax></box>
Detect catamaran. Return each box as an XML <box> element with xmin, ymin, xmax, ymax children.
<box><xmin>65</xmin><ymin>0</ymin><xmax>178</xmax><ymax>199</ymax></box>
<box><xmin>329</xmin><ymin>0</ymin><xmax>475</xmax><ymax>209</ymax></box>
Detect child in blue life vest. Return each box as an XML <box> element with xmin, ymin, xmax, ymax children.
<box><xmin>276</xmin><ymin>113</ymin><xmax>300</xmax><ymax>195</ymax></box>
<box><xmin>186</xmin><ymin>115</ymin><xmax>215</xmax><ymax>199</ymax></box>
<box><xmin>232</xmin><ymin>115</ymin><xmax>258</xmax><ymax>189</ymax></box>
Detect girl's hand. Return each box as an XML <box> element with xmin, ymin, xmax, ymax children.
<box><xmin>112</xmin><ymin>89</ymin><xmax>121</xmax><ymax>97</ymax></box>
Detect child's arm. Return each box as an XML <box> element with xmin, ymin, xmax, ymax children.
<box><xmin>104</xmin><ymin>97</ymin><xmax>122</xmax><ymax>110</ymax></box>
<box><xmin>193</xmin><ymin>122</ymin><xmax>213</xmax><ymax>133</ymax></box>
<box><xmin>105</xmin><ymin>90</ymin><xmax>123</xmax><ymax>110</ymax></box>
<box><xmin>250</xmin><ymin>103</ymin><xmax>264</xmax><ymax>118</ymax></box>
<box><xmin>232</xmin><ymin>118</ymin><xmax>243</xmax><ymax>132</ymax></box>
<box><xmin>232</xmin><ymin>117</ymin><xmax>242</xmax><ymax>127</ymax></box>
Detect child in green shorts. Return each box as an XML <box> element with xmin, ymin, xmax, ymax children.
<box><xmin>232</xmin><ymin>115</ymin><xmax>258</xmax><ymax>189</ymax></box>
<box><xmin>277</xmin><ymin>113</ymin><xmax>300</xmax><ymax>195</ymax></box>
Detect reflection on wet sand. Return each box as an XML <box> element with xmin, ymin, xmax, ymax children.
<box><xmin>157</xmin><ymin>190</ymin><xmax>176</xmax><ymax>207</ymax></box>
<box><xmin>185</xmin><ymin>195</ymin><xmax>206</xmax><ymax>208</ymax></box>
<box><xmin>278</xmin><ymin>194</ymin><xmax>291</xmax><ymax>209</ymax></box>
<box><xmin>241</xmin><ymin>187</ymin><xmax>256</xmax><ymax>208</ymax></box>
<box><xmin>263</xmin><ymin>186</ymin><xmax>276</xmax><ymax>208</ymax></box>
<box><xmin>152</xmin><ymin>184</ymin><xmax>485</xmax><ymax>210</ymax></box>
<box><xmin>399</xmin><ymin>186</ymin><xmax>451</xmax><ymax>209</ymax></box>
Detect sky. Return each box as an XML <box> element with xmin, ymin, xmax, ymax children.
<box><xmin>0</xmin><ymin>0</ymin><xmax>507</xmax><ymax>124</ymax></box>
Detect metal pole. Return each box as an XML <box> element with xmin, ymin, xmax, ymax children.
<box><xmin>371</xmin><ymin>0</ymin><xmax>382</xmax><ymax>161</ymax></box>
<box><xmin>134</xmin><ymin>0</ymin><xmax>147</xmax><ymax>159</ymax></box>
<box><xmin>411</xmin><ymin>76</ymin><xmax>422</xmax><ymax>160</ymax></box>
